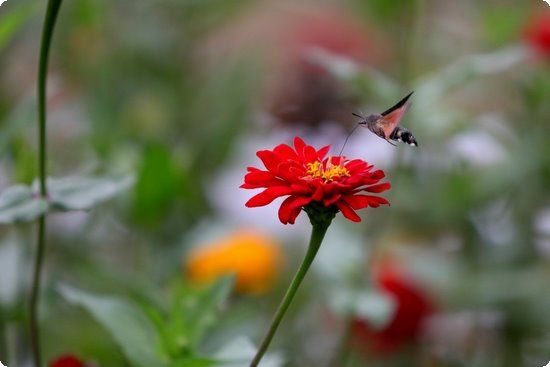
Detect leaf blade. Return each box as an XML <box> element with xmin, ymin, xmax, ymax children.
<box><xmin>59</xmin><ymin>285</ymin><xmax>165</xmax><ymax>367</ymax></box>
<box><xmin>0</xmin><ymin>185</ymin><xmax>48</xmax><ymax>224</ymax></box>
<box><xmin>45</xmin><ymin>175</ymin><xmax>134</xmax><ymax>211</ymax></box>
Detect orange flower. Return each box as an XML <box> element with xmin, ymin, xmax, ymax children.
<box><xmin>185</xmin><ymin>230</ymin><xmax>282</xmax><ymax>294</ymax></box>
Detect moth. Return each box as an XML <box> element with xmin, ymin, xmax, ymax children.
<box><xmin>353</xmin><ymin>92</ymin><xmax>418</xmax><ymax>146</ymax></box>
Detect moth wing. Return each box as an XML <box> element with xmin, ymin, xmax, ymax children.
<box><xmin>379</xmin><ymin>92</ymin><xmax>413</xmax><ymax>137</ymax></box>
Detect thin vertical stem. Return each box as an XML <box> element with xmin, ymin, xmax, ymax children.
<box><xmin>30</xmin><ymin>1</ymin><xmax>63</xmax><ymax>366</ymax></box>
<box><xmin>250</xmin><ymin>222</ymin><xmax>331</xmax><ymax>367</ymax></box>
<box><xmin>29</xmin><ymin>216</ymin><xmax>46</xmax><ymax>367</ymax></box>
<box><xmin>37</xmin><ymin>0</ymin><xmax>63</xmax><ymax>197</ymax></box>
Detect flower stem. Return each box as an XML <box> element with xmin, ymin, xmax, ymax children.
<box><xmin>29</xmin><ymin>1</ymin><xmax>63</xmax><ymax>365</ymax></box>
<box><xmin>250</xmin><ymin>221</ymin><xmax>331</xmax><ymax>367</ymax></box>
<box><xmin>29</xmin><ymin>216</ymin><xmax>46</xmax><ymax>367</ymax></box>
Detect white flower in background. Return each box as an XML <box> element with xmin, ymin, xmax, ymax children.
<box><xmin>470</xmin><ymin>199</ymin><xmax>516</xmax><ymax>247</ymax></box>
<box><xmin>448</xmin><ymin>129</ymin><xmax>506</xmax><ymax>167</ymax></box>
<box><xmin>544</xmin><ymin>0</ymin><xmax>550</xmax><ymax>6</ymax></box>
<box><xmin>0</xmin><ymin>0</ymin><xmax>7</xmax><ymax>7</ymax></box>
<box><xmin>0</xmin><ymin>359</ymin><xmax>6</xmax><ymax>367</ymax></box>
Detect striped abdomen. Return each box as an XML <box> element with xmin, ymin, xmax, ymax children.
<box><xmin>390</xmin><ymin>127</ymin><xmax>418</xmax><ymax>146</ymax></box>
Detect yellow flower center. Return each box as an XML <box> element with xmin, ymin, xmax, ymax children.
<box><xmin>306</xmin><ymin>160</ymin><xmax>350</xmax><ymax>182</ymax></box>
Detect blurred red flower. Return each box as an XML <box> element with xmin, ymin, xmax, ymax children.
<box><xmin>268</xmin><ymin>7</ymin><xmax>379</xmax><ymax>127</ymax></box>
<box><xmin>49</xmin><ymin>355</ymin><xmax>85</xmax><ymax>367</ymax></box>
<box><xmin>241</xmin><ymin>137</ymin><xmax>390</xmax><ymax>224</ymax></box>
<box><xmin>282</xmin><ymin>10</ymin><xmax>372</xmax><ymax>72</ymax></box>
<box><xmin>351</xmin><ymin>260</ymin><xmax>435</xmax><ymax>355</ymax></box>
<box><xmin>525</xmin><ymin>12</ymin><xmax>550</xmax><ymax>58</ymax></box>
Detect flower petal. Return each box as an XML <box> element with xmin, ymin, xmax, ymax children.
<box><xmin>364</xmin><ymin>182</ymin><xmax>391</xmax><ymax>193</ymax></box>
<box><xmin>294</xmin><ymin>137</ymin><xmax>307</xmax><ymax>160</ymax></box>
<box><xmin>244</xmin><ymin>170</ymin><xmax>284</xmax><ymax>187</ymax></box>
<box><xmin>304</xmin><ymin>145</ymin><xmax>318</xmax><ymax>163</ymax></box>
<box><xmin>345</xmin><ymin>159</ymin><xmax>369</xmax><ymax>173</ymax></box>
<box><xmin>274</xmin><ymin>143</ymin><xmax>299</xmax><ymax>160</ymax></box>
<box><xmin>336</xmin><ymin>200</ymin><xmax>362</xmax><ymax>222</ymax></box>
<box><xmin>277</xmin><ymin>162</ymin><xmax>306</xmax><ymax>183</ymax></box>
<box><xmin>290</xmin><ymin>183</ymin><xmax>312</xmax><ymax>195</ymax></box>
<box><xmin>245</xmin><ymin>186</ymin><xmax>293</xmax><ymax>207</ymax></box>
<box><xmin>317</xmin><ymin>145</ymin><xmax>330</xmax><ymax>159</ymax></box>
<box><xmin>323</xmin><ymin>194</ymin><xmax>341</xmax><ymax>206</ymax></box>
<box><xmin>343</xmin><ymin>194</ymin><xmax>389</xmax><ymax>209</ymax></box>
<box><xmin>365</xmin><ymin>196</ymin><xmax>390</xmax><ymax>208</ymax></box>
<box><xmin>278</xmin><ymin>195</ymin><xmax>312</xmax><ymax>224</ymax></box>
<box><xmin>240</xmin><ymin>183</ymin><xmax>259</xmax><ymax>189</ymax></box>
<box><xmin>312</xmin><ymin>185</ymin><xmax>324</xmax><ymax>201</ymax></box>
<box><xmin>369</xmin><ymin>170</ymin><xmax>386</xmax><ymax>180</ymax></box>
<box><xmin>256</xmin><ymin>150</ymin><xmax>281</xmax><ymax>172</ymax></box>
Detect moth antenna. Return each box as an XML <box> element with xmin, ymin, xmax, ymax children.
<box><xmin>352</xmin><ymin>112</ymin><xmax>362</xmax><ymax>118</ymax></box>
<box><xmin>385</xmin><ymin>139</ymin><xmax>397</xmax><ymax>147</ymax></box>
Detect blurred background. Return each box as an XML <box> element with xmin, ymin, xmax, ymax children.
<box><xmin>0</xmin><ymin>0</ymin><xmax>549</xmax><ymax>366</ymax></box>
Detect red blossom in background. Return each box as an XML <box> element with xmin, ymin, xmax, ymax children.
<box><xmin>241</xmin><ymin>137</ymin><xmax>390</xmax><ymax>224</ymax></box>
<box><xmin>524</xmin><ymin>12</ymin><xmax>550</xmax><ymax>58</ymax></box>
<box><xmin>351</xmin><ymin>260</ymin><xmax>435</xmax><ymax>355</ymax></box>
<box><xmin>268</xmin><ymin>8</ymin><xmax>381</xmax><ymax>127</ymax></box>
<box><xmin>49</xmin><ymin>355</ymin><xmax>85</xmax><ymax>367</ymax></box>
<box><xmin>282</xmin><ymin>10</ymin><xmax>373</xmax><ymax>73</ymax></box>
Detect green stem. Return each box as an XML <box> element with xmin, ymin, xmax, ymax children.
<box><xmin>37</xmin><ymin>0</ymin><xmax>63</xmax><ymax>196</ymax></box>
<box><xmin>29</xmin><ymin>216</ymin><xmax>46</xmax><ymax>367</ymax></box>
<box><xmin>250</xmin><ymin>221</ymin><xmax>331</xmax><ymax>367</ymax></box>
<box><xmin>29</xmin><ymin>1</ymin><xmax>63</xmax><ymax>366</ymax></box>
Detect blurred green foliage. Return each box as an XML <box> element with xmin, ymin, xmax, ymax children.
<box><xmin>0</xmin><ymin>0</ymin><xmax>549</xmax><ymax>366</ymax></box>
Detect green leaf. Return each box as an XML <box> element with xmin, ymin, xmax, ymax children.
<box><xmin>45</xmin><ymin>175</ymin><xmax>134</xmax><ymax>211</ymax></box>
<box><xmin>0</xmin><ymin>185</ymin><xmax>48</xmax><ymax>224</ymax></box>
<box><xmin>0</xmin><ymin>93</ymin><xmax>37</xmax><ymax>156</ymax></box>
<box><xmin>169</xmin><ymin>357</ymin><xmax>217</xmax><ymax>367</ymax></box>
<box><xmin>133</xmin><ymin>144</ymin><xmax>182</xmax><ymax>226</ymax></box>
<box><xmin>0</xmin><ymin>1</ymin><xmax>38</xmax><ymax>52</ymax></box>
<box><xmin>183</xmin><ymin>276</ymin><xmax>234</xmax><ymax>348</ymax></box>
<box><xmin>59</xmin><ymin>285</ymin><xmax>166</xmax><ymax>367</ymax></box>
<box><xmin>165</xmin><ymin>276</ymin><xmax>234</xmax><ymax>357</ymax></box>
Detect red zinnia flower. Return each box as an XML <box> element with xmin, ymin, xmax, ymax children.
<box><xmin>50</xmin><ymin>355</ymin><xmax>85</xmax><ymax>367</ymax></box>
<box><xmin>241</xmin><ymin>137</ymin><xmax>390</xmax><ymax>224</ymax></box>
<box><xmin>524</xmin><ymin>12</ymin><xmax>550</xmax><ymax>58</ymax></box>
<box><xmin>351</xmin><ymin>260</ymin><xmax>434</xmax><ymax>355</ymax></box>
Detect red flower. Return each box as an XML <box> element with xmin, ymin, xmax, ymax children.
<box><xmin>282</xmin><ymin>9</ymin><xmax>373</xmax><ymax>73</ymax></box>
<box><xmin>241</xmin><ymin>137</ymin><xmax>390</xmax><ymax>224</ymax></box>
<box><xmin>269</xmin><ymin>10</ymin><xmax>374</xmax><ymax>127</ymax></box>
<box><xmin>351</xmin><ymin>260</ymin><xmax>434</xmax><ymax>355</ymax></box>
<box><xmin>524</xmin><ymin>12</ymin><xmax>550</xmax><ymax>58</ymax></box>
<box><xmin>50</xmin><ymin>355</ymin><xmax>85</xmax><ymax>367</ymax></box>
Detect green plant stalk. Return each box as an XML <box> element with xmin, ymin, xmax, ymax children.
<box><xmin>250</xmin><ymin>221</ymin><xmax>331</xmax><ymax>367</ymax></box>
<box><xmin>29</xmin><ymin>1</ymin><xmax>63</xmax><ymax>366</ymax></box>
<box><xmin>29</xmin><ymin>216</ymin><xmax>46</xmax><ymax>367</ymax></box>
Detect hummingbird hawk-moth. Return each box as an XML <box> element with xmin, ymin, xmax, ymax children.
<box><xmin>353</xmin><ymin>92</ymin><xmax>418</xmax><ymax>147</ymax></box>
